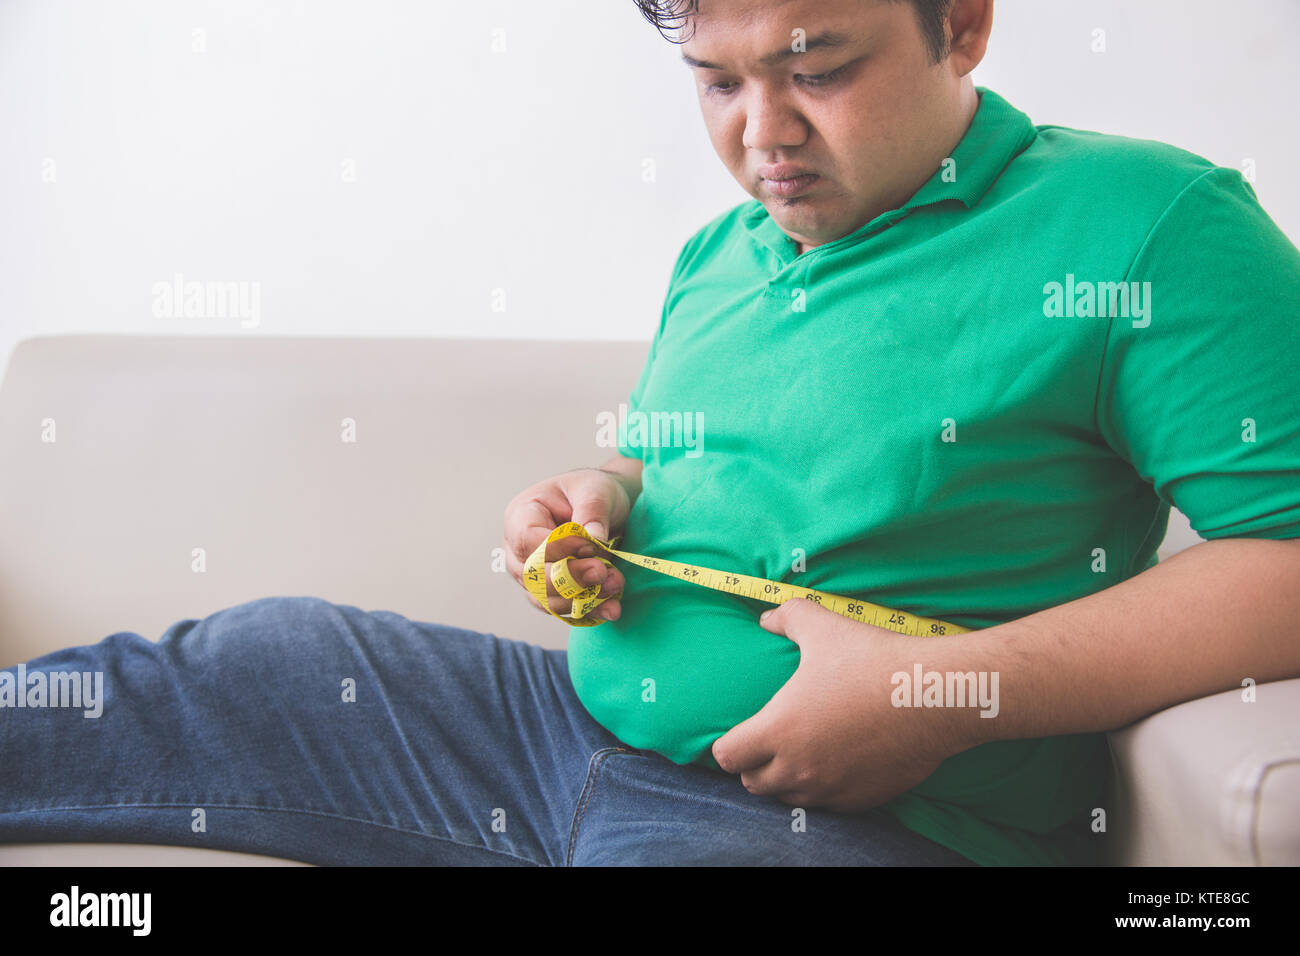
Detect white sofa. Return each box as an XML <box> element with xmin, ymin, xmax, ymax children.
<box><xmin>1</xmin><ymin>334</ymin><xmax>1296</xmax><ymax>865</ymax></box>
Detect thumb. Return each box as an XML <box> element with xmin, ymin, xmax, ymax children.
<box><xmin>758</xmin><ymin>597</ymin><xmax>830</xmax><ymax>647</ymax></box>
<box><xmin>569</xmin><ymin>495</ymin><xmax>612</xmax><ymax>544</ymax></box>
<box><xmin>566</xmin><ymin>472</ymin><xmax>623</xmax><ymax>544</ymax></box>
<box><xmin>712</xmin><ymin>709</ymin><xmax>776</xmax><ymax>774</ymax></box>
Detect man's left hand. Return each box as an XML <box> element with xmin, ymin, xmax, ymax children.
<box><xmin>710</xmin><ymin>598</ymin><xmax>973</xmax><ymax>811</ymax></box>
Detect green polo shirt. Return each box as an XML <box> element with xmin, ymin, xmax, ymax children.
<box><xmin>566</xmin><ymin>87</ymin><xmax>1300</xmax><ymax>866</ymax></box>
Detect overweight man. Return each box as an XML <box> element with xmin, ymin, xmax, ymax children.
<box><xmin>3</xmin><ymin>0</ymin><xmax>1298</xmax><ymax>867</ymax></box>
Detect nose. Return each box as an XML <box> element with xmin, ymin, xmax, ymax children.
<box><xmin>741</xmin><ymin>84</ymin><xmax>809</xmax><ymax>153</ymax></box>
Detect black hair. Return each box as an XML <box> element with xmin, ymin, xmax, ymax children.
<box><xmin>632</xmin><ymin>0</ymin><xmax>956</xmax><ymax>64</ymax></box>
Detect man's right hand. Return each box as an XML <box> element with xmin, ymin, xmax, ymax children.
<box><xmin>502</xmin><ymin>461</ymin><xmax>640</xmax><ymax>622</ymax></box>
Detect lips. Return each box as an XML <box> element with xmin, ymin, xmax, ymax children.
<box><xmin>757</xmin><ymin>163</ymin><xmax>819</xmax><ymax>197</ymax></box>
<box><xmin>757</xmin><ymin>162</ymin><xmax>816</xmax><ymax>181</ymax></box>
<box><xmin>760</xmin><ymin>173</ymin><xmax>819</xmax><ymax>198</ymax></box>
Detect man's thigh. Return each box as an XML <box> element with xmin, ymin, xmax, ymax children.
<box><xmin>568</xmin><ymin>748</ymin><xmax>976</xmax><ymax>866</ymax></box>
<box><xmin>0</xmin><ymin>596</ymin><xmax>620</xmax><ymax>865</ymax></box>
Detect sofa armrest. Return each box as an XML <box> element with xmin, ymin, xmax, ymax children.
<box><xmin>0</xmin><ymin>843</ymin><xmax>312</xmax><ymax>865</ymax></box>
<box><xmin>1106</xmin><ymin>677</ymin><xmax>1300</xmax><ymax>865</ymax></box>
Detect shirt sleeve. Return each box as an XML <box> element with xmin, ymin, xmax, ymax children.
<box><xmin>1096</xmin><ymin>165</ymin><xmax>1300</xmax><ymax>540</ymax></box>
<box><xmin>616</xmin><ymin>239</ymin><xmax>695</xmax><ymax>461</ymax></box>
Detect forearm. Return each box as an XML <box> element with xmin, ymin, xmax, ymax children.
<box><xmin>934</xmin><ymin>537</ymin><xmax>1300</xmax><ymax>750</ymax></box>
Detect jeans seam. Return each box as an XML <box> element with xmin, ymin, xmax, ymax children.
<box><xmin>565</xmin><ymin>747</ymin><xmax>627</xmax><ymax>866</ymax></box>
<box><xmin>0</xmin><ymin>802</ymin><xmax>541</xmax><ymax>867</ymax></box>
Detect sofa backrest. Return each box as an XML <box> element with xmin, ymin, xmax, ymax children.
<box><xmin>0</xmin><ymin>335</ymin><xmax>648</xmax><ymax>665</ymax></box>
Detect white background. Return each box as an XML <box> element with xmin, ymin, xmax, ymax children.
<box><xmin>3</xmin><ymin>0</ymin><xmax>1298</xmax><ymax>370</ymax></box>
<box><xmin>2</xmin><ymin>0</ymin><xmax>1296</xmax><ymax>553</ymax></box>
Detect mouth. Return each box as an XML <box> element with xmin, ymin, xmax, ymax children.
<box><xmin>761</xmin><ymin>173</ymin><xmax>819</xmax><ymax>197</ymax></box>
<box><xmin>757</xmin><ymin>164</ymin><xmax>820</xmax><ymax>198</ymax></box>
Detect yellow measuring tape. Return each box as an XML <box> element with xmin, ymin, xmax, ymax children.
<box><xmin>524</xmin><ymin>521</ymin><xmax>968</xmax><ymax>637</ymax></box>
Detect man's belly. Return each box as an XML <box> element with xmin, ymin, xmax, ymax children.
<box><xmin>566</xmin><ymin>564</ymin><xmax>798</xmax><ymax>768</ymax></box>
<box><xmin>564</xmin><ymin>557</ymin><xmax>1110</xmax><ymax>832</ymax></box>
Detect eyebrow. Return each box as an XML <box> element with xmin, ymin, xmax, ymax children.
<box><xmin>681</xmin><ymin>30</ymin><xmax>853</xmax><ymax>70</ymax></box>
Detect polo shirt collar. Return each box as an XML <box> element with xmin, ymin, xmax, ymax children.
<box><xmin>741</xmin><ymin>86</ymin><xmax>1037</xmax><ymax>258</ymax></box>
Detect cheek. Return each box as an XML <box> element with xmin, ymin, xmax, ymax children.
<box><xmin>817</xmin><ymin>101</ymin><xmax>894</xmax><ymax>181</ymax></box>
<box><xmin>805</xmin><ymin>122</ymin><xmax>859</xmax><ymax>190</ymax></box>
<box><xmin>702</xmin><ymin>106</ymin><xmax>748</xmax><ymax>172</ymax></box>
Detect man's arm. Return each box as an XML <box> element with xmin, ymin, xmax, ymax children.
<box><xmin>711</xmin><ymin>535</ymin><xmax>1300</xmax><ymax>811</ymax></box>
<box><xmin>939</xmin><ymin>536</ymin><xmax>1300</xmax><ymax>751</ymax></box>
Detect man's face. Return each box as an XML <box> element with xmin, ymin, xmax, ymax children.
<box><xmin>681</xmin><ymin>0</ymin><xmax>975</xmax><ymax>253</ymax></box>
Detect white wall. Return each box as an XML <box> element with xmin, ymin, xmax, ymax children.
<box><xmin>2</xmin><ymin>0</ymin><xmax>1297</xmax><ymax>375</ymax></box>
<box><xmin>0</xmin><ymin>1</ymin><xmax>1292</xmax><ymax>556</ymax></box>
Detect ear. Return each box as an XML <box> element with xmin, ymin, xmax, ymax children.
<box><xmin>945</xmin><ymin>0</ymin><xmax>995</xmax><ymax>77</ymax></box>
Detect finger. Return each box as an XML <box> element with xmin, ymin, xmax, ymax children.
<box><xmin>504</xmin><ymin>482</ymin><xmax>608</xmax><ymax>556</ymax></box>
<box><xmin>503</xmin><ymin>533</ymin><xmax>598</xmax><ymax>584</ymax></box>
<box><xmin>513</xmin><ymin>554</ymin><xmax>623</xmax><ymax>601</ymax></box>
<box><xmin>516</xmin><ymin>554</ymin><xmax>624</xmax><ymax>618</ymax></box>
<box><xmin>504</xmin><ymin>498</ymin><xmax>567</xmax><ymax>565</ymax></box>
<box><xmin>757</xmin><ymin>596</ymin><xmax>841</xmax><ymax>647</ymax></box>
<box><xmin>739</xmin><ymin>761</ymin><xmax>801</xmax><ymax>800</ymax></box>
<box><xmin>505</xmin><ymin>469</ymin><xmax>630</xmax><ymax>574</ymax></box>
<box><xmin>528</xmin><ymin>582</ymin><xmax>622</xmax><ymax>620</ymax></box>
<box><xmin>711</xmin><ymin>714</ymin><xmax>777</xmax><ymax>775</ymax></box>
<box><xmin>561</xmin><ymin>471</ymin><xmax>630</xmax><ymax>545</ymax></box>
<box><xmin>563</xmin><ymin>559</ymin><xmax>625</xmax><ymax>596</ymax></box>
<box><xmin>527</xmin><ymin>585</ymin><xmax>583</xmax><ymax>618</ymax></box>
<box><xmin>503</xmin><ymin>514</ymin><xmax>601</xmax><ymax>588</ymax></box>
<box><xmin>505</xmin><ymin>526</ymin><xmax>617</xmax><ymax>617</ymax></box>
<box><xmin>521</xmin><ymin>573</ymin><xmax>587</xmax><ymax>618</ymax></box>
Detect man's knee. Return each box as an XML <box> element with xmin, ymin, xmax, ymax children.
<box><xmin>180</xmin><ymin>595</ymin><xmax>362</xmax><ymax>675</ymax></box>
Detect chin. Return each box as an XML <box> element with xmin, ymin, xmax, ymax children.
<box><xmin>769</xmin><ymin>208</ymin><xmax>834</xmax><ymax>242</ymax></box>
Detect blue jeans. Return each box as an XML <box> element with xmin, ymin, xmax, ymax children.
<box><xmin>0</xmin><ymin>596</ymin><xmax>974</xmax><ymax>865</ymax></box>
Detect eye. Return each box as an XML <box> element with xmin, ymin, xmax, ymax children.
<box><xmin>705</xmin><ymin>79</ymin><xmax>739</xmax><ymax>95</ymax></box>
<box><xmin>796</xmin><ymin>63</ymin><xmax>851</xmax><ymax>87</ymax></box>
